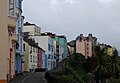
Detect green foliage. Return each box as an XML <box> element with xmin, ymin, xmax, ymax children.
<box><xmin>107</xmin><ymin>77</ymin><xmax>120</xmax><ymax>83</ymax></box>
<box><xmin>62</xmin><ymin>75</ymin><xmax>74</xmax><ymax>81</ymax></box>
<box><xmin>62</xmin><ymin>46</ymin><xmax>120</xmax><ymax>83</ymax></box>
<box><xmin>91</xmin><ymin>46</ymin><xmax>120</xmax><ymax>83</ymax></box>
<box><xmin>62</xmin><ymin>53</ymin><xmax>88</xmax><ymax>83</ymax></box>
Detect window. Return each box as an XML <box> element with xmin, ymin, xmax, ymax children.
<box><xmin>52</xmin><ymin>47</ymin><xmax>53</xmax><ymax>52</ymax></box>
<box><xmin>36</xmin><ymin>48</ymin><xmax>38</xmax><ymax>53</ymax></box>
<box><xmin>52</xmin><ymin>55</ymin><xmax>54</xmax><ymax>59</ymax></box>
<box><xmin>48</xmin><ymin>44</ymin><xmax>50</xmax><ymax>51</ymax></box>
<box><xmin>33</xmin><ymin>56</ymin><xmax>35</xmax><ymax>62</ymax></box>
<box><xmin>16</xmin><ymin>42</ymin><xmax>19</xmax><ymax>49</ymax></box>
<box><xmin>18</xmin><ymin>0</ymin><xmax>22</xmax><ymax>9</ymax></box>
<box><xmin>23</xmin><ymin>44</ymin><xmax>25</xmax><ymax>51</ymax></box>
<box><xmin>33</xmin><ymin>47</ymin><xmax>35</xmax><ymax>52</ymax></box>
<box><xmin>87</xmin><ymin>52</ymin><xmax>89</xmax><ymax>55</ymax></box>
<box><xmin>87</xmin><ymin>43</ymin><xmax>89</xmax><ymax>46</ymax></box>
<box><xmin>9</xmin><ymin>0</ymin><xmax>15</xmax><ymax>16</ymax></box>
<box><xmin>30</xmin><ymin>55</ymin><xmax>32</xmax><ymax>62</ymax></box>
<box><xmin>48</xmin><ymin>54</ymin><xmax>51</xmax><ymax>59</ymax></box>
<box><xmin>87</xmin><ymin>47</ymin><xmax>89</xmax><ymax>50</ymax></box>
<box><xmin>30</xmin><ymin>46</ymin><xmax>32</xmax><ymax>53</ymax></box>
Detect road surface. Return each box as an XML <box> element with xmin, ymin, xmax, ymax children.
<box><xmin>9</xmin><ymin>72</ymin><xmax>47</xmax><ymax>83</ymax></box>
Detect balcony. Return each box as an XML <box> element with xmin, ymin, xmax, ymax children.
<box><xmin>10</xmin><ymin>33</ymin><xmax>18</xmax><ymax>43</ymax></box>
<box><xmin>8</xmin><ymin>16</ymin><xmax>16</xmax><ymax>29</ymax></box>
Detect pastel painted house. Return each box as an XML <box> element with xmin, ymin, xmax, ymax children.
<box><xmin>40</xmin><ymin>32</ymin><xmax>68</xmax><ymax>64</ymax></box>
<box><xmin>31</xmin><ymin>36</ymin><xmax>55</xmax><ymax>71</ymax></box>
<box><xmin>23</xmin><ymin>22</ymin><xmax>41</xmax><ymax>36</ymax></box>
<box><xmin>76</xmin><ymin>34</ymin><xmax>97</xmax><ymax>58</ymax></box>
<box><xmin>15</xmin><ymin>0</ymin><xmax>24</xmax><ymax>75</ymax></box>
<box><xmin>58</xmin><ymin>35</ymin><xmax>68</xmax><ymax>60</ymax></box>
<box><xmin>37</xmin><ymin>46</ymin><xmax>46</xmax><ymax>70</ymax></box>
<box><xmin>23</xmin><ymin>38</ymin><xmax>38</xmax><ymax>72</ymax></box>
<box><xmin>0</xmin><ymin>0</ymin><xmax>20</xmax><ymax>82</ymax></box>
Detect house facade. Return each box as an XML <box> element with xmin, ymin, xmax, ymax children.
<box><xmin>58</xmin><ymin>35</ymin><xmax>68</xmax><ymax>59</ymax></box>
<box><xmin>15</xmin><ymin>0</ymin><xmax>24</xmax><ymax>75</ymax></box>
<box><xmin>38</xmin><ymin>47</ymin><xmax>46</xmax><ymax>70</ymax></box>
<box><xmin>0</xmin><ymin>0</ymin><xmax>20</xmax><ymax>82</ymax></box>
<box><xmin>76</xmin><ymin>34</ymin><xmax>97</xmax><ymax>58</ymax></box>
<box><xmin>32</xmin><ymin>36</ymin><xmax>55</xmax><ymax>70</ymax></box>
<box><xmin>40</xmin><ymin>32</ymin><xmax>68</xmax><ymax>64</ymax></box>
<box><xmin>67</xmin><ymin>40</ymin><xmax>76</xmax><ymax>56</ymax></box>
<box><xmin>23</xmin><ymin>22</ymin><xmax>41</xmax><ymax>36</ymax></box>
<box><xmin>23</xmin><ymin>38</ymin><xmax>38</xmax><ymax>72</ymax></box>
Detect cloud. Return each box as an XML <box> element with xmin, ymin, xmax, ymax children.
<box><xmin>23</xmin><ymin>0</ymin><xmax>120</xmax><ymax>51</ymax></box>
<box><xmin>50</xmin><ymin>0</ymin><xmax>60</xmax><ymax>5</ymax></box>
<box><xmin>65</xmin><ymin>0</ymin><xmax>78</xmax><ymax>4</ymax></box>
<box><xmin>98</xmin><ymin>0</ymin><xmax>113</xmax><ymax>3</ymax></box>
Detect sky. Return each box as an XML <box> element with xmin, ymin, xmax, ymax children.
<box><xmin>23</xmin><ymin>0</ymin><xmax>120</xmax><ymax>51</ymax></box>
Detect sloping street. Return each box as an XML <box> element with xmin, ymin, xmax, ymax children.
<box><xmin>9</xmin><ymin>72</ymin><xmax>47</xmax><ymax>83</ymax></box>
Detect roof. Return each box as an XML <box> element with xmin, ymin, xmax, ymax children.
<box><xmin>24</xmin><ymin>22</ymin><xmax>35</xmax><ymax>26</ymax></box>
<box><xmin>41</xmin><ymin>32</ymin><xmax>56</xmax><ymax>37</ymax></box>
<box><xmin>23</xmin><ymin>35</ymin><xmax>45</xmax><ymax>52</ymax></box>
<box><xmin>76</xmin><ymin>34</ymin><xmax>97</xmax><ymax>41</ymax></box>
<box><xmin>68</xmin><ymin>40</ymin><xmax>76</xmax><ymax>47</ymax></box>
<box><xmin>57</xmin><ymin>35</ymin><xmax>66</xmax><ymax>39</ymax></box>
<box><xmin>24</xmin><ymin>37</ymin><xmax>38</xmax><ymax>48</ymax></box>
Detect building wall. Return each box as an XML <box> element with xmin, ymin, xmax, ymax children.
<box><xmin>38</xmin><ymin>49</ymin><xmax>42</xmax><ymax>69</ymax></box>
<box><xmin>29</xmin><ymin>46</ymin><xmax>38</xmax><ymax>72</ymax></box>
<box><xmin>23</xmin><ymin>26</ymin><xmax>35</xmax><ymax>34</ymax></box>
<box><xmin>42</xmin><ymin>51</ymin><xmax>46</xmax><ymax>69</ymax></box>
<box><xmin>0</xmin><ymin>1</ymin><xmax>9</xmax><ymax>82</ymax></box>
<box><xmin>23</xmin><ymin>25</ymin><xmax>41</xmax><ymax>36</ymax></box>
<box><xmin>76</xmin><ymin>34</ymin><xmax>96</xmax><ymax>58</ymax></box>
<box><xmin>15</xmin><ymin>0</ymin><xmax>24</xmax><ymax>74</ymax></box>
<box><xmin>32</xmin><ymin>36</ymin><xmax>54</xmax><ymax>70</ymax></box>
<box><xmin>85</xmin><ymin>40</ymin><xmax>92</xmax><ymax>57</ymax></box>
<box><xmin>59</xmin><ymin>45</ymin><xmax>64</xmax><ymax>62</ymax></box>
<box><xmin>68</xmin><ymin>45</ymin><xmax>75</xmax><ymax>56</ymax></box>
<box><xmin>107</xmin><ymin>47</ymin><xmax>113</xmax><ymax>56</ymax></box>
<box><xmin>23</xmin><ymin>42</ymin><xmax>38</xmax><ymax>72</ymax></box>
<box><xmin>76</xmin><ymin>39</ymin><xmax>93</xmax><ymax>57</ymax></box>
<box><xmin>76</xmin><ymin>40</ymin><xmax>85</xmax><ymax>55</ymax></box>
<box><xmin>0</xmin><ymin>0</ymin><xmax>17</xmax><ymax>82</ymax></box>
<box><xmin>58</xmin><ymin>37</ymin><xmax>68</xmax><ymax>59</ymax></box>
<box><xmin>23</xmin><ymin>42</ymin><xmax>29</xmax><ymax>72</ymax></box>
<box><xmin>53</xmin><ymin>41</ymin><xmax>57</xmax><ymax>66</ymax></box>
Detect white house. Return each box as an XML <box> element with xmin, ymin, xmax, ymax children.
<box><xmin>23</xmin><ymin>22</ymin><xmax>41</xmax><ymax>36</ymax></box>
<box><xmin>30</xmin><ymin>36</ymin><xmax>55</xmax><ymax>70</ymax></box>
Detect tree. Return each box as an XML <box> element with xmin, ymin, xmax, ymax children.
<box><xmin>109</xmin><ymin>49</ymin><xmax>120</xmax><ymax>79</ymax></box>
<box><xmin>62</xmin><ymin>53</ymin><xmax>88</xmax><ymax>83</ymax></box>
<box><xmin>91</xmin><ymin>46</ymin><xmax>110</xmax><ymax>83</ymax></box>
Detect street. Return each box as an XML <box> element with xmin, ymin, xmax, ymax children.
<box><xmin>9</xmin><ymin>72</ymin><xmax>47</xmax><ymax>83</ymax></box>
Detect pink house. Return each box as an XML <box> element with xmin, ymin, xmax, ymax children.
<box><xmin>76</xmin><ymin>34</ymin><xmax>97</xmax><ymax>58</ymax></box>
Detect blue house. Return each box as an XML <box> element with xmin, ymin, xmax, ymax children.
<box><xmin>15</xmin><ymin>0</ymin><xmax>24</xmax><ymax>75</ymax></box>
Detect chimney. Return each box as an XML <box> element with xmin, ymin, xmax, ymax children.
<box><xmin>80</xmin><ymin>34</ymin><xmax>83</xmax><ymax>41</ymax></box>
<box><xmin>88</xmin><ymin>34</ymin><xmax>92</xmax><ymax>37</ymax></box>
<box><xmin>80</xmin><ymin>34</ymin><xmax>83</xmax><ymax>37</ymax></box>
<box><xmin>88</xmin><ymin>34</ymin><xmax>92</xmax><ymax>41</ymax></box>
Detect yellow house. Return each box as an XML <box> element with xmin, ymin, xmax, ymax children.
<box><xmin>23</xmin><ymin>41</ymin><xmax>29</xmax><ymax>72</ymax></box>
<box><xmin>23</xmin><ymin>37</ymin><xmax>38</xmax><ymax>72</ymax></box>
<box><xmin>107</xmin><ymin>47</ymin><xmax>113</xmax><ymax>56</ymax></box>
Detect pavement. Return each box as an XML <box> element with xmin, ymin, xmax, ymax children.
<box><xmin>9</xmin><ymin>72</ymin><xmax>47</xmax><ymax>83</ymax></box>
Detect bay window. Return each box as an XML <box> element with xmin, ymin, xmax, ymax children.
<box><xmin>9</xmin><ymin>0</ymin><xmax>15</xmax><ymax>16</ymax></box>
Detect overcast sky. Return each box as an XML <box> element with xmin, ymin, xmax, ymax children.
<box><xmin>23</xmin><ymin>0</ymin><xmax>120</xmax><ymax>51</ymax></box>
